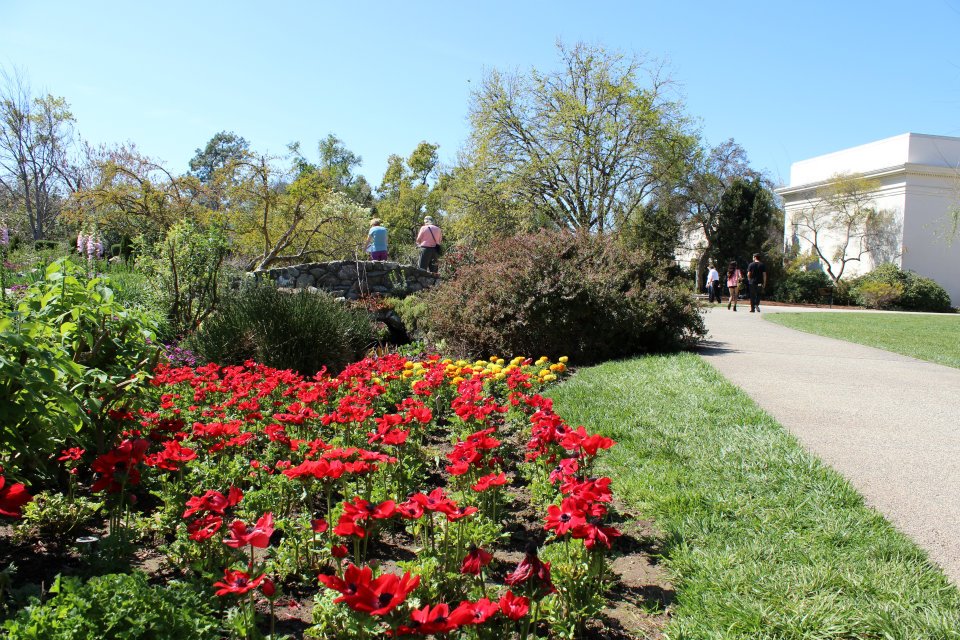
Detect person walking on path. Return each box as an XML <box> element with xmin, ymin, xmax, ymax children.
<box><xmin>416</xmin><ymin>215</ymin><xmax>442</xmax><ymax>272</ymax></box>
<box><xmin>706</xmin><ymin>263</ymin><xmax>722</xmax><ymax>304</ymax></box>
<box><xmin>725</xmin><ymin>261</ymin><xmax>742</xmax><ymax>311</ymax></box>
<box><xmin>367</xmin><ymin>218</ymin><xmax>389</xmax><ymax>261</ymax></box>
<box><xmin>747</xmin><ymin>252</ymin><xmax>767</xmax><ymax>313</ymax></box>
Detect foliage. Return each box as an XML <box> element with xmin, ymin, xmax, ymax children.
<box><xmin>375</xmin><ymin>142</ymin><xmax>443</xmax><ymax>252</ymax></box>
<box><xmin>188</xmin><ymin>131</ymin><xmax>249</xmax><ymax>184</ymax></box>
<box><xmin>709</xmin><ymin>177</ymin><xmax>782</xmax><ymax>277</ymax></box>
<box><xmin>461</xmin><ymin>41</ymin><xmax>694</xmax><ymax>233</ymax></box>
<box><xmin>135</xmin><ymin>219</ymin><xmax>229</xmax><ymax>338</ymax></box>
<box><xmin>549</xmin><ymin>354</ymin><xmax>960</xmax><ymax>638</ymax></box>
<box><xmin>14</xmin><ymin>492</ymin><xmax>101</xmax><ymax>543</ymax></box>
<box><xmin>423</xmin><ymin>231</ymin><xmax>704</xmax><ymax>363</ymax></box>
<box><xmin>3</xmin><ymin>573</ymin><xmax>219</xmax><ymax>639</ymax></box>
<box><xmin>771</xmin><ymin>269</ymin><xmax>832</xmax><ymax>303</ymax></box>
<box><xmin>848</xmin><ymin>263</ymin><xmax>952</xmax><ymax>312</ymax></box>
<box><xmin>229</xmin><ymin>153</ymin><xmax>371</xmax><ymax>270</ymax></box>
<box><xmin>388</xmin><ymin>293</ymin><xmax>431</xmax><ymax>341</ymax></box>
<box><xmin>0</xmin><ymin>260</ymin><xmax>157</xmax><ymax>480</ymax></box>
<box><xmin>187</xmin><ymin>284</ymin><xmax>374</xmax><ymax>375</ymax></box>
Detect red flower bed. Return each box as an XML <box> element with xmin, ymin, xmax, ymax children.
<box><xmin>57</xmin><ymin>354</ymin><xmax>624</xmax><ymax>638</ymax></box>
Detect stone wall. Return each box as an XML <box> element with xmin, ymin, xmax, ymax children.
<box><xmin>253</xmin><ymin>261</ymin><xmax>439</xmax><ymax>299</ymax></box>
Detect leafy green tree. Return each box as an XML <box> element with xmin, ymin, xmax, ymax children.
<box><xmin>463</xmin><ymin>42</ymin><xmax>694</xmax><ymax>233</ymax></box>
<box><xmin>316</xmin><ymin>134</ymin><xmax>372</xmax><ymax>206</ymax></box>
<box><xmin>188</xmin><ymin>131</ymin><xmax>249</xmax><ymax>183</ymax></box>
<box><xmin>709</xmin><ymin>177</ymin><xmax>782</xmax><ymax>271</ymax></box>
<box><xmin>229</xmin><ymin>152</ymin><xmax>369</xmax><ymax>270</ymax></box>
<box><xmin>375</xmin><ymin>142</ymin><xmax>442</xmax><ymax>252</ymax></box>
<box><xmin>680</xmin><ymin>139</ymin><xmax>761</xmax><ymax>286</ymax></box>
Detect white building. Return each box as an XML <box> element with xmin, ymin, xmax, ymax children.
<box><xmin>776</xmin><ymin>133</ymin><xmax>960</xmax><ymax>305</ymax></box>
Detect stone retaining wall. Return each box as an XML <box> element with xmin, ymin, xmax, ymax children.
<box><xmin>253</xmin><ymin>261</ymin><xmax>439</xmax><ymax>299</ymax></box>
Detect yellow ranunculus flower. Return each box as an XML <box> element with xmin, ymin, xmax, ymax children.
<box><xmin>451</xmin><ymin>376</ymin><xmax>464</xmax><ymax>385</ymax></box>
<box><xmin>402</xmin><ymin>370</ymin><xmax>414</xmax><ymax>378</ymax></box>
<box><xmin>539</xmin><ymin>369</ymin><xmax>550</xmax><ymax>378</ymax></box>
<box><xmin>559</xmin><ymin>356</ymin><xmax>568</xmax><ymax>363</ymax></box>
<box><xmin>403</xmin><ymin>362</ymin><xmax>414</xmax><ymax>370</ymax></box>
<box><xmin>494</xmin><ymin>372</ymin><xmax>506</xmax><ymax>381</ymax></box>
<box><xmin>550</xmin><ymin>363</ymin><xmax>566</xmax><ymax>373</ymax></box>
<box><xmin>372</xmin><ymin>377</ymin><xmax>383</xmax><ymax>386</ymax></box>
<box><xmin>544</xmin><ymin>374</ymin><xmax>557</xmax><ymax>382</ymax></box>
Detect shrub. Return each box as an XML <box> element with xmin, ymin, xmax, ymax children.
<box><xmin>849</xmin><ymin>264</ymin><xmax>953</xmax><ymax>312</ymax></box>
<box><xmin>857</xmin><ymin>281</ymin><xmax>904</xmax><ymax>309</ymax></box>
<box><xmin>772</xmin><ymin>270</ymin><xmax>832</xmax><ymax>303</ymax></box>
<box><xmin>0</xmin><ymin>260</ymin><xmax>159</xmax><ymax>481</ymax></box>
<box><xmin>135</xmin><ymin>220</ymin><xmax>229</xmax><ymax>338</ymax></box>
<box><xmin>423</xmin><ymin>231</ymin><xmax>704</xmax><ymax>363</ymax></box>
<box><xmin>187</xmin><ymin>284</ymin><xmax>374</xmax><ymax>375</ymax></box>
<box><xmin>3</xmin><ymin>572</ymin><xmax>219</xmax><ymax>639</ymax></box>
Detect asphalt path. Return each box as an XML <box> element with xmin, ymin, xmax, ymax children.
<box><xmin>698</xmin><ymin>303</ymin><xmax>960</xmax><ymax>584</ymax></box>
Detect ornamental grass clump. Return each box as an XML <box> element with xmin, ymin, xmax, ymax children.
<box><xmin>187</xmin><ymin>283</ymin><xmax>374</xmax><ymax>375</ymax></box>
<box><xmin>423</xmin><ymin>231</ymin><xmax>704</xmax><ymax>364</ymax></box>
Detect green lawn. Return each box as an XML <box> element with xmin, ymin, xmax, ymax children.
<box><xmin>764</xmin><ymin>312</ymin><xmax>960</xmax><ymax>369</ymax></box>
<box><xmin>548</xmin><ymin>354</ymin><xmax>960</xmax><ymax>639</ymax></box>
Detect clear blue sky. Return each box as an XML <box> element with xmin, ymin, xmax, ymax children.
<box><xmin>3</xmin><ymin>0</ymin><xmax>959</xmax><ymax>187</ymax></box>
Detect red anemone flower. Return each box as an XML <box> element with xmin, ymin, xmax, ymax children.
<box><xmin>187</xmin><ymin>514</ymin><xmax>224</xmax><ymax>541</ymax></box>
<box><xmin>498</xmin><ymin>590</ymin><xmax>530</xmax><ymax>620</ymax></box>
<box><xmin>0</xmin><ymin>472</ymin><xmax>31</xmax><ymax>518</ymax></box>
<box><xmin>213</xmin><ymin>568</ymin><xmax>266</xmax><ymax>596</ymax></box>
<box><xmin>471</xmin><ymin>472</ymin><xmax>508</xmax><ymax>492</ymax></box>
<box><xmin>460</xmin><ymin>546</ymin><xmax>493</xmax><ymax>575</ymax></box>
<box><xmin>183</xmin><ymin>487</ymin><xmax>243</xmax><ymax>517</ymax></box>
<box><xmin>454</xmin><ymin>597</ymin><xmax>499</xmax><ymax>625</ymax></box>
<box><xmin>90</xmin><ymin>439</ymin><xmax>149</xmax><ymax>493</ymax></box>
<box><xmin>504</xmin><ymin>546</ymin><xmax>554</xmax><ymax>594</ymax></box>
<box><xmin>544</xmin><ymin>497</ymin><xmax>589</xmax><ymax>536</ymax></box>
<box><xmin>223</xmin><ymin>512</ymin><xmax>274</xmax><ymax>549</ymax></box>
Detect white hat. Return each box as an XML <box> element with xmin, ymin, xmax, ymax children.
<box><xmin>423</xmin><ymin>216</ymin><xmax>434</xmax><ymax>224</ymax></box>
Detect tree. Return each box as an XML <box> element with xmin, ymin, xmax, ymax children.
<box><xmin>67</xmin><ymin>143</ymin><xmax>204</xmax><ymax>243</ymax></box>
<box><xmin>375</xmin><ymin>142</ymin><xmax>442</xmax><ymax>250</ymax></box>
<box><xmin>791</xmin><ymin>173</ymin><xmax>901</xmax><ymax>283</ymax></box>
<box><xmin>464</xmin><ymin>42</ymin><xmax>694</xmax><ymax>233</ymax></box>
<box><xmin>0</xmin><ymin>71</ymin><xmax>75</xmax><ymax>239</ymax></box>
<box><xmin>189</xmin><ymin>131</ymin><xmax>249</xmax><ymax>183</ymax></box>
<box><xmin>709</xmin><ymin>177</ymin><xmax>782</xmax><ymax>270</ymax></box>
<box><xmin>229</xmin><ymin>152</ymin><xmax>369</xmax><ymax>271</ymax></box>
<box><xmin>680</xmin><ymin>139</ymin><xmax>762</xmax><ymax>286</ymax></box>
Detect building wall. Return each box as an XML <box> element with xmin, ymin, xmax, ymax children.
<box><xmin>777</xmin><ymin>133</ymin><xmax>960</xmax><ymax>305</ymax></box>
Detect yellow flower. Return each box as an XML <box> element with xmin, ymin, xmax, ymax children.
<box><xmin>494</xmin><ymin>372</ymin><xmax>506</xmax><ymax>381</ymax></box>
<box><xmin>543</xmin><ymin>373</ymin><xmax>557</xmax><ymax>382</ymax></box>
<box><xmin>550</xmin><ymin>363</ymin><xmax>566</xmax><ymax>373</ymax></box>
<box><xmin>402</xmin><ymin>370</ymin><xmax>414</xmax><ymax>378</ymax></box>
<box><xmin>536</xmin><ymin>356</ymin><xmax>549</xmax><ymax>365</ymax></box>
<box><xmin>539</xmin><ymin>369</ymin><xmax>550</xmax><ymax>378</ymax></box>
<box><xmin>403</xmin><ymin>362</ymin><xmax>414</xmax><ymax>370</ymax></box>
<box><xmin>451</xmin><ymin>376</ymin><xmax>464</xmax><ymax>385</ymax></box>
<box><xmin>558</xmin><ymin>356</ymin><xmax>568</xmax><ymax>364</ymax></box>
<box><xmin>372</xmin><ymin>377</ymin><xmax>383</xmax><ymax>386</ymax></box>
<box><xmin>511</xmin><ymin>356</ymin><xmax>525</xmax><ymax>366</ymax></box>
<box><xmin>490</xmin><ymin>365</ymin><xmax>503</xmax><ymax>374</ymax></box>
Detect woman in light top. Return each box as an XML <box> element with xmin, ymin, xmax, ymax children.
<box><xmin>415</xmin><ymin>216</ymin><xmax>442</xmax><ymax>272</ymax></box>
<box><xmin>367</xmin><ymin>218</ymin><xmax>388</xmax><ymax>261</ymax></box>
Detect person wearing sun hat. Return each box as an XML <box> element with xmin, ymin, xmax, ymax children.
<box><xmin>415</xmin><ymin>215</ymin><xmax>442</xmax><ymax>272</ymax></box>
<box><xmin>367</xmin><ymin>218</ymin><xmax>388</xmax><ymax>261</ymax></box>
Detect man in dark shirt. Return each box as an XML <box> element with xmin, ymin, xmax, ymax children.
<box><xmin>747</xmin><ymin>253</ymin><xmax>767</xmax><ymax>313</ymax></box>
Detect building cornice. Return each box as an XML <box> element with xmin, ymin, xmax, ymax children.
<box><xmin>775</xmin><ymin>163</ymin><xmax>960</xmax><ymax>197</ymax></box>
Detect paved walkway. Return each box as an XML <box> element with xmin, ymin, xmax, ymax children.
<box><xmin>698</xmin><ymin>303</ymin><xmax>960</xmax><ymax>584</ymax></box>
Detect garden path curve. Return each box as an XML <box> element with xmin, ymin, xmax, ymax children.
<box><xmin>699</xmin><ymin>305</ymin><xmax>960</xmax><ymax>585</ymax></box>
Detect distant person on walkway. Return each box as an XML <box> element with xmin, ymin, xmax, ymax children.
<box><xmin>747</xmin><ymin>252</ymin><xmax>767</xmax><ymax>313</ymax></box>
<box><xmin>706</xmin><ymin>263</ymin><xmax>722</xmax><ymax>304</ymax></box>
<box><xmin>416</xmin><ymin>215</ymin><xmax>442</xmax><ymax>272</ymax></box>
<box><xmin>367</xmin><ymin>218</ymin><xmax>388</xmax><ymax>261</ymax></box>
<box><xmin>726</xmin><ymin>261</ymin><xmax>742</xmax><ymax>311</ymax></box>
